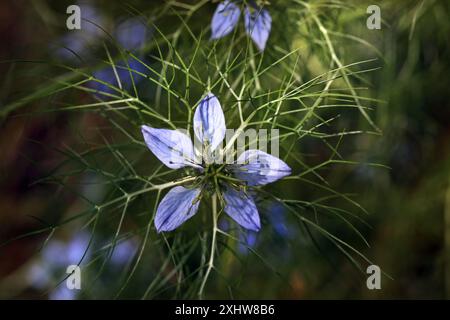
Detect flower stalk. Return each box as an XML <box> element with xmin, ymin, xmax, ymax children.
<box><xmin>198</xmin><ymin>192</ymin><xmax>218</xmax><ymax>299</ymax></box>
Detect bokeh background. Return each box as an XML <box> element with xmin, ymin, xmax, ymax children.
<box><xmin>0</xmin><ymin>0</ymin><xmax>449</xmax><ymax>299</ymax></box>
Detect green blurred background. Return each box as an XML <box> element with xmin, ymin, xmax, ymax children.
<box><xmin>0</xmin><ymin>0</ymin><xmax>449</xmax><ymax>299</ymax></box>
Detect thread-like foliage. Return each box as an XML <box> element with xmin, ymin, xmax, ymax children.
<box><xmin>1</xmin><ymin>0</ymin><xmax>385</xmax><ymax>299</ymax></box>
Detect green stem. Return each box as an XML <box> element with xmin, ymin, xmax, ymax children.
<box><xmin>198</xmin><ymin>193</ymin><xmax>218</xmax><ymax>299</ymax></box>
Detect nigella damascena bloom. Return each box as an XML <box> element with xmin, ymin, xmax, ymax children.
<box><xmin>52</xmin><ymin>3</ymin><xmax>104</xmax><ymax>61</ymax></box>
<box><xmin>141</xmin><ymin>93</ymin><xmax>291</xmax><ymax>232</ymax></box>
<box><xmin>28</xmin><ymin>232</ymin><xmax>91</xmax><ymax>300</ymax></box>
<box><xmin>211</xmin><ymin>0</ymin><xmax>272</xmax><ymax>51</ymax></box>
<box><xmin>89</xmin><ymin>17</ymin><xmax>150</xmax><ymax>95</ymax></box>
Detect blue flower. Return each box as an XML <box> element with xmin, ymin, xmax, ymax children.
<box><xmin>89</xmin><ymin>17</ymin><xmax>150</xmax><ymax>96</ymax></box>
<box><xmin>211</xmin><ymin>1</ymin><xmax>272</xmax><ymax>51</ymax></box>
<box><xmin>115</xmin><ymin>17</ymin><xmax>150</xmax><ymax>52</ymax></box>
<box><xmin>141</xmin><ymin>92</ymin><xmax>291</xmax><ymax>232</ymax></box>
<box><xmin>51</xmin><ymin>3</ymin><xmax>105</xmax><ymax>61</ymax></box>
<box><xmin>267</xmin><ymin>202</ymin><xmax>296</xmax><ymax>239</ymax></box>
<box><xmin>27</xmin><ymin>232</ymin><xmax>91</xmax><ymax>299</ymax></box>
<box><xmin>109</xmin><ymin>239</ymin><xmax>138</xmax><ymax>266</ymax></box>
<box><xmin>42</xmin><ymin>232</ymin><xmax>91</xmax><ymax>267</ymax></box>
<box><xmin>49</xmin><ymin>286</ymin><xmax>77</xmax><ymax>300</ymax></box>
<box><xmin>238</xmin><ymin>230</ymin><xmax>258</xmax><ymax>254</ymax></box>
<box><xmin>219</xmin><ymin>218</ymin><xmax>258</xmax><ymax>254</ymax></box>
<box><xmin>89</xmin><ymin>58</ymin><xmax>148</xmax><ymax>95</ymax></box>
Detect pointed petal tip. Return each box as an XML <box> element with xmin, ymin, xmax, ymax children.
<box><xmin>223</xmin><ymin>188</ymin><xmax>261</xmax><ymax>231</ymax></box>
<box><xmin>210</xmin><ymin>34</ymin><xmax>223</xmax><ymax>41</ymax></box>
<box><xmin>154</xmin><ymin>224</ymin><xmax>170</xmax><ymax>233</ymax></box>
<box><xmin>256</xmin><ymin>42</ymin><xmax>266</xmax><ymax>52</ymax></box>
<box><xmin>141</xmin><ymin>125</ymin><xmax>154</xmax><ymax>135</ymax></box>
<box><xmin>248</xmin><ymin>222</ymin><xmax>261</xmax><ymax>232</ymax></box>
<box><xmin>234</xmin><ymin>150</ymin><xmax>292</xmax><ymax>186</ymax></box>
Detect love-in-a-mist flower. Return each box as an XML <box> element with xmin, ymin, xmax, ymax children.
<box><xmin>89</xmin><ymin>17</ymin><xmax>150</xmax><ymax>95</ymax></box>
<box><xmin>52</xmin><ymin>3</ymin><xmax>105</xmax><ymax>61</ymax></box>
<box><xmin>211</xmin><ymin>0</ymin><xmax>272</xmax><ymax>51</ymax></box>
<box><xmin>141</xmin><ymin>93</ymin><xmax>291</xmax><ymax>233</ymax></box>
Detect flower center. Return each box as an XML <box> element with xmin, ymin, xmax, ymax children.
<box><xmin>198</xmin><ymin>163</ymin><xmax>243</xmax><ymax>194</ymax></box>
<box><xmin>203</xmin><ymin>163</ymin><xmax>223</xmax><ymax>185</ymax></box>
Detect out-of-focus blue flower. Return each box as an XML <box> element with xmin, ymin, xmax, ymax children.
<box><xmin>267</xmin><ymin>202</ymin><xmax>295</xmax><ymax>239</ymax></box>
<box><xmin>218</xmin><ymin>218</ymin><xmax>258</xmax><ymax>255</ymax></box>
<box><xmin>89</xmin><ymin>58</ymin><xmax>148</xmax><ymax>95</ymax></box>
<box><xmin>115</xmin><ymin>17</ymin><xmax>150</xmax><ymax>51</ymax></box>
<box><xmin>42</xmin><ymin>232</ymin><xmax>90</xmax><ymax>267</ymax></box>
<box><xmin>141</xmin><ymin>92</ymin><xmax>291</xmax><ymax>233</ymax></box>
<box><xmin>52</xmin><ymin>3</ymin><xmax>105</xmax><ymax>61</ymax></box>
<box><xmin>27</xmin><ymin>232</ymin><xmax>91</xmax><ymax>299</ymax></box>
<box><xmin>211</xmin><ymin>1</ymin><xmax>272</xmax><ymax>51</ymax></box>
<box><xmin>49</xmin><ymin>286</ymin><xmax>77</xmax><ymax>300</ymax></box>
<box><xmin>110</xmin><ymin>239</ymin><xmax>138</xmax><ymax>266</ymax></box>
<box><xmin>88</xmin><ymin>16</ymin><xmax>150</xmax><ymax>96</ymax></box>
<box><xmin>27</xmin><ymin>263</ymin><xmax>51</xmax><ymax>290</ymax></box>
<box><xmin>53</xmin><ymin>33</ymin><xmax>87</xmax><ymax>61</ymax></box>
<box><xmin>238</xmin><ymin>230</ymin><xmax>258</xmax><ymax>254</ymax></box>
<box><xmin>77</xmin><ymin>3</ymin><xmax>105</xmax><ymax>37</ymax></box>
<box><xmin>218</xmin><ymin>218</ymin><xmax>230</xmax><ymax>232</ymax></box>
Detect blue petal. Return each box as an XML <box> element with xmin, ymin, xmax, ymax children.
<box><xmin>244</xmin><ymin>7</ymin><xmax>272</xmax><ymax>51</ymax></box>
<box><xmin>223</xmin><ymin>187</ymin><xmax>260</xmax><ymax>231</ymax></box>
<box><xmin>141</xmin><ymin>126</ymin><xmax>199</xmax><ymax>169</ymax></box>
<box><xmin>233</xmin><ymin>150</ymin><xmax>291</xmax><ymax>186</ymax></box>
<box><xmin>211</xmin><ymin>1</ymin><xmax>241</xmax><ymax>39</ymax></box>
<box><xmin>155</xmin><ymin>186</ymin><xmax>201</xmax><ymax>232</ymax></box>
<box><xmin>193</xmin><ymin>93</ymin><xmax>226</xmax><ymax>151</ymax></box>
